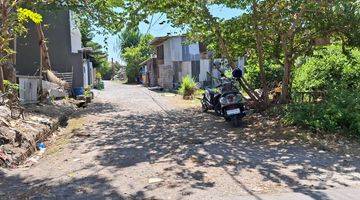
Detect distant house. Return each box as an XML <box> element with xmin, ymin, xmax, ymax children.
<box><xmin>15</xmin><ymin>9</ymin><xmax>94</xmax><ymax>89</ymax></box>
<box><xmin>142</xmin><ymin>36</ymin><xmax>212</xmax><ymax>89</ymax></box>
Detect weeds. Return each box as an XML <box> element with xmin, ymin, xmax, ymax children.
<box><xmin>178</xmin><ymin>75</ymin><xmax>198</xmax><ymax>99</ymax></box>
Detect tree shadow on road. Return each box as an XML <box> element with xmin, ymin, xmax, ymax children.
<box><xmin>0</xmin><ymin>170</ymin><xmax>154</xmax><ymax>200</ymax></box>
<box><xmin>76</xmin><ymin>108</ymin><xmax>360</xmax><ymax>200</ymax></box>
<box><xmin>2</xmin><ymin>106</ymin><xmax>359</xmax><ymax>200</ymax></box>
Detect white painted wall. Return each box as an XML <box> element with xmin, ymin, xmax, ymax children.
<box><xmin>19</xmin><ymin>77</ymin><xmax>39</xmax><ymax>104</ymax></box>
<box><xmin>88</xmin><ymin>61</ymin><xmax>94</xmax><ymax>85</ymax></box>
<box><xmin>83</xmin><ymin>60</ymin><xmax>89</xmax><ymax>87</ymax></box>
<box><xmin>69</xmin><ymin>11</ymin><xmax>82</xmax><ymax>54</ymax></box>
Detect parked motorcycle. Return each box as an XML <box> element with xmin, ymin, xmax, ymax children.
<box><xmin>201</xmin><ymin>63</ymin><xmax>246</xmax><ymax>126</ymax></box>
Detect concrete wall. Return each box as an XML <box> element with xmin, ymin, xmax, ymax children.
<box><xmin>69</xmin><ymin>11</ymin><xmax>82</xmax><ymax>54</ymax></box>
<box><xmin>15</xmin><ymin>9</ymin><xmax>84</xmax><ymax>88</ymax></box>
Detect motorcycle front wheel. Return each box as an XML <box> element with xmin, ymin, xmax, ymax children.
<box><xmin>201</xmin><ymin>101</ymin><xmax>208</xmax><ymax>112</ymax></box>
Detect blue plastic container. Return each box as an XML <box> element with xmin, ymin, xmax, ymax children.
<box><xmin>73</xmin><ymin>87</ymin><xmax>84</xmax><ymax>96</ymax></box>
<box><xmin>37</xmin><ymin>142</ymin><xmax>46</xmax><ymax>151</ymax></box>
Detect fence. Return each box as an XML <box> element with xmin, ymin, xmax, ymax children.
<box><xmin>291</xmin><ymin>91</ymin><xmax>327</xmax><ymax>103</ymax></box>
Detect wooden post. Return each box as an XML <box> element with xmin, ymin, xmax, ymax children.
<box><xmin>39</xmin><ymin>42</ymin><xmax>43</xmax><ymax>99</ymax></box>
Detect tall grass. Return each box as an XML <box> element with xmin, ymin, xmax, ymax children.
<box><xmin>178</xmin><ymin>75</ymin><xmax>197</xmax><ymax>99</ymax></box>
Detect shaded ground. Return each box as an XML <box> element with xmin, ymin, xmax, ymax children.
<box><xmin>0</xmin><ymin>82</ymin><xmax>359</xmax><ymax>200</ymax></box>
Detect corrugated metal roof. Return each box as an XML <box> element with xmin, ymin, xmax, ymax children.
<box><xmin>149</xmin><ymin>35</ymin><xmax>185</xmax><ymax>46</ymax></box>
<box><xmin>139</xmin><ymin>58</ymin><xmax>152</xmax><ymax>66</ymax></box>
<box><xmin>149</xmin><ymin>36</ymin><xmax>171</xmax><ymax>46</ymax></box>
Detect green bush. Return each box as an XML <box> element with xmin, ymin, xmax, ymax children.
<box><xmin>3</xmin><ymin>80</ymin><xmax>19</xmax><ymax>93</ymax></box>
<box><xmin>283</xmin><ymin>89</ymin><xmax>360</xmax><ymax>137</ymax></box>
<box><xmin>178</xmin><ymin>75</ymin><xmax>197</xmax><ymax>99</ymax></box>
<box><xmin>244</xmin><ymin>59</ymin><xmax>283</xmax><ymax>89</ymax></box>
<box><xmin>293</xmin><ymin>45</ymin><xmax>360</xmax><ymax>91</ymax></box>
<box><xmin>280</xmin><ymin>45</ymin><xmax>360</xmax><ymax>138</ymax></box>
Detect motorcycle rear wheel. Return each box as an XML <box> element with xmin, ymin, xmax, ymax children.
<box><xmin>231</xmin><ymin>116</ymin><xmax>241</xmax><ymax>127</ymax></box>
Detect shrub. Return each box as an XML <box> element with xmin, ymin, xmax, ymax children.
<box><xmin>96</xmin><ymin>72</ymin><xmax>102</xmax><ymax>80</ymax></box>
<box><xmin>279</xmin><ymin>45</ymin><xmax>360</xmax><ymax>138</ymax></box>
<box><xmin>282</xmin><ymin>89</ymin><xmax>360</xmax><ymax>137</ymax></box>
<box><xmin>3</xmin><ymin>80</ymin><xmax>19</xmax><ymax>93</ymax></box>
<box><xmin>178</xmin><ymin>75</ymin><xmax>197</xmax><ymax>99</ymax></box>
<box><xmin>244</xmin><ymin>59</ymin><xmax>283</xmax><ymax>89</ymax></box>
<box><xmin>293</xmin><ymin>45</ymin><xmax>360</xmax><ymax>91</ymax></box>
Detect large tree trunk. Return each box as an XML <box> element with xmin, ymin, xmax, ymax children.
<box><xmin>36</xmin><ymin>24</ymin><xmax>52</xmax><ymax>71</ymax></box>
<box><xmin>281</xmin><ymin>44</ymin><xmax>294</xmax><ymax>104</ymax></box>
<box><xmin>280</xmin><ymin>30</ymin><xmax>296</xmax><ymax>104</ymax></box>
<box><xmin>253</xmin><ymin>2</ymin><xmax>269</xmax><ymax>106</ymax></box>
<box><xmin>281</xmin><ymin>53</ymin><xmax>293</xmax><ymax>104</ymax></box>
<box><xmin>3</xmin><ymin>62</ymin><xmax>16</xmax><ymax>82</ymax></box>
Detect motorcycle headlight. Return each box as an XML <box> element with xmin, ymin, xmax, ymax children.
<box><xmin>220</xmin><ymin>97</ymin><xmax>227</xmax><ymax>105</ymax></box>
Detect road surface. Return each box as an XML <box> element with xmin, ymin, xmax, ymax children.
<box><xmin>1</xmin><ymin>81</ymin><xmax>359</xmax><ymax>200</ymax></box>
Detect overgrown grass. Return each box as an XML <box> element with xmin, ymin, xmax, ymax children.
<box><xmin>178</xmin><ymin>75</ymin><xmax>198</xmax><ymax>99</ymax></box>
<box><xmin>274</xmin><ymin>89</ymin><xmax>360</xmax><ymax>138</ymax></box>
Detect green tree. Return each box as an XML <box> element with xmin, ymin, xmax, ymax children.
<box><xmin>293</xmin><ymin>45</ymin><xmax>360</xmax><ymax>92</ymax></box>
<box><xmin>118</xmin><ymin>0</ymin><xmax>360</xmax><ymax>105</ymax></box>
<box><xmin>117</xmin><ymin>27</ymin><xmax>142</xmax><ymax>54</ymax></box>
<box><xmin>79</xmin><ymin>20</ymin><xmax>111</xmax><ymax>79</ymax></box>
<box><xmin>121</xmin><ymin>34</ymin><xmax>153</xmax><ymax>83</ymax></box>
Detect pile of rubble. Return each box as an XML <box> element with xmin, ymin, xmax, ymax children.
<box><xmin>0</xmin><ymin>100</ymin><xmax>77</xmax><ymax>168</ymax></box>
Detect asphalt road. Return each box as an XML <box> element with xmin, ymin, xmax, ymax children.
<box><xmin>1</xmin><ymin>81</ymin><xmax>359</xmax><ymax>200</ymax></box>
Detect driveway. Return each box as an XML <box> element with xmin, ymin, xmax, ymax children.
<box><xmin>1</xmin><ymin>81</ymin><xmax>360</xmax><ymax>200</ymax></box>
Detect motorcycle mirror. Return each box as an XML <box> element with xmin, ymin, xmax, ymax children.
<box><xmin>213</xmin><ymin>60</ymin><xmax>221</xmax><ymax>67</ymax></box>
<box><xmin>232</xmin><ymin>68</ymin><xmax>243</xmax><ymax>78</ymax></box>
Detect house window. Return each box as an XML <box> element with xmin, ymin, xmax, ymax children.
<box><xmin>157</xmin><ymin>45</ymin><xmax>164</xmax><ymax>60</ymax></box>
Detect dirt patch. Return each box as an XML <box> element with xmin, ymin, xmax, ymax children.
<box><xmin>238</xmin><ymin>113</ymin><xmax>360</xmax><ymax>156</ymax></box>
<box><xmin>46</xmin><ymin>117</ymin><xmax>87</xmax><ymax>156</ymax></box>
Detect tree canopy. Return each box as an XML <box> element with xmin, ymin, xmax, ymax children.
<box><xmin>116</xmin><ymin>0</ymin><xmax>360</xmax><ymax>104</ymax></box>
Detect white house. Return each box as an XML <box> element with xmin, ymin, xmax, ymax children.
<box><xmin>148</xmin><ymin>36</ymin><xmax>212</xmax><ymax>89</ymax></box>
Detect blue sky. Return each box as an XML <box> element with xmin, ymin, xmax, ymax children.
<box><xmin>93</xmin><ymin>5</ymin><xmax>243</xmax><ymax>62</ymax></box>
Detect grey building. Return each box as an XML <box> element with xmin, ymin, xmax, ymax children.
<box><xmin>15</xmin><ymin>9</ymin><xmax>85</xmax><ymax>88</ymax></box>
